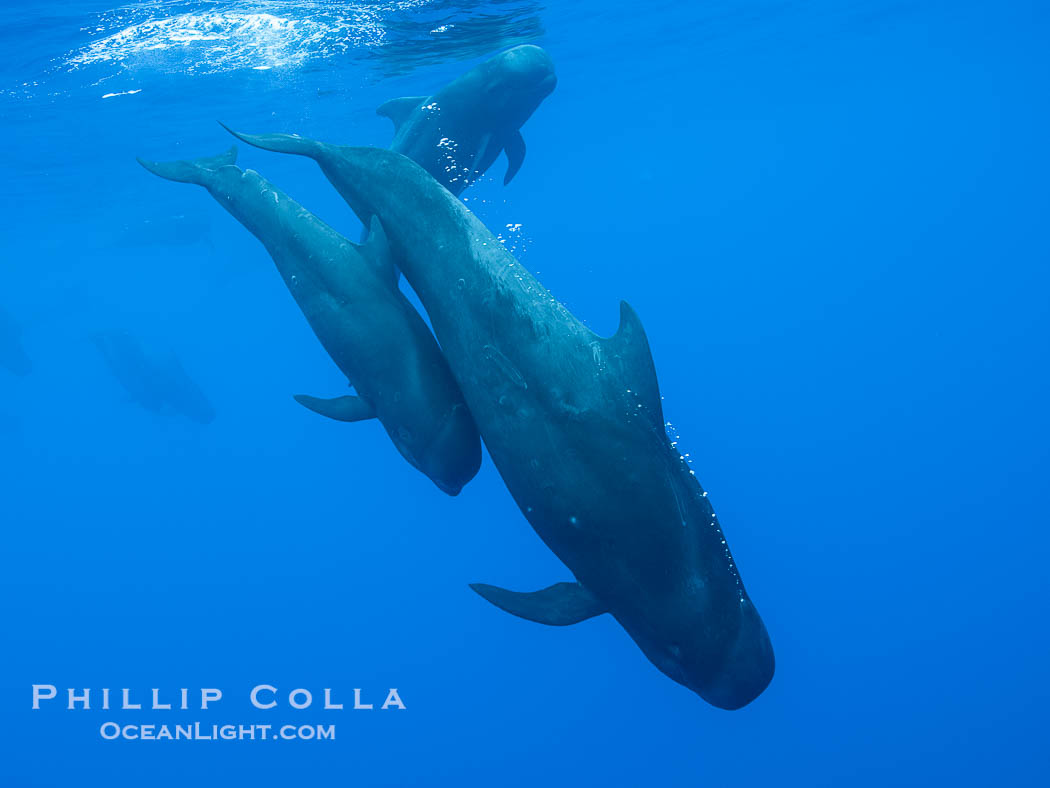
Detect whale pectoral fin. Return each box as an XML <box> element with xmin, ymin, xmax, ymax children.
<box><xmin>293</xmin><ymin>394</ymin><xmax>376</xmax><ymax>423</ymax></box>
<box><xmin>376</xmin><ymin>96</ymin><xmax>426</xmax><ymax>132</ymax></box>
<box><xmin>470</xmin><ymin>133</ymin><xmax>502</xmax><ymax>183</ymax></box>
<box><xmin>503</xmin><ymin>130</ymin><xmax>526</xmax><ymax>185</ymax></box>
<box><xmin>359</xmin><ymin>216</ymin><xmax>398</xmax><ymax>285</ymax></box>
<box><xmin>469</xmin><ymin>582</ymin><xmax>606</xmax><ymax>626</ymax></box>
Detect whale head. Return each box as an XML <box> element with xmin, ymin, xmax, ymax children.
<box><xmin>644</xmin><ymin>595</ymin><xmax>775</xmax><ymax>710</ymax></box>
<box><xmin>390</xmin><ymin>402</ymin><xmax>481</xmax><ymax>497</ymax></box>
<box><xmin>480</xmin><ymin>44</ymin><xmax>557</xmax><ymax>128</ymax></box>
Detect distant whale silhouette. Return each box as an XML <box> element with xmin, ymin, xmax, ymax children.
<box><xmin>0</xmin><ymin>306</ymin><xmax>32</xmax><ymax>377</ymax></box>
<box><xmin>377</xmin><ymin>44</ymin><xmax>556</xmax><ymax>195</ymax></box>
<box><xmin>137</xmin><ymin>147</ymin><xmax>480</xmax><ymax>496</ymax></box>
<box><xmin>225</xmin><ymin>130</ymin><xmax>775</xmax><ymax>709</ymax></box>
<box><xmin>93</xmin><ymin>330</ymin><xmax>215</xmax><ymax>425</ymax></box>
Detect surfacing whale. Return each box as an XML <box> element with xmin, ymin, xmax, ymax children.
<box><xmin>137</xmin><ymin>147</ymin><xmax>480</xmax><ymax>496</ymax></box>
<box><xmin>225</xmin><ymin>130</ymin><xmax>774</xmax><ymax>709</ymax></box>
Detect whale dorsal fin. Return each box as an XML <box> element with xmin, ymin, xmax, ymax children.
<box><xmin>503</xmin><ymin>130</ymin><xmax>526</xmax><ymax>185</ymax></box>
<box><xmin>469</xmin><ymin>581</ymin><xmax>606</xmax><ymax>626</ymax></box>
<box><xmin>377</xmin><ymin>96</ymin><xmax>426</xmax><ymax>131</ymax></box>
<box><xmin>360</xmin><ymin>216</ymin><xmax>398</xmax><ymax>286</ymax></box>
<box><xmin>294</xmin><ymin>394</ymin><xmax>376</xmax><ymax>423</ymax></box>
<box><xmin>601</xmin><ymin>301</ymin><xmax>664</xmax><ymax>424</ymax></box>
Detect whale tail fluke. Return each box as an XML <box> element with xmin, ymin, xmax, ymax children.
<box><xmin>136</xmin><ymin>146</ymin><xmax>238</xmax><ymax>185</ymax></box>
<box><xmin>220</xmin><ymin>123</ymin><xmax>322</xmax><ymax>159</ymax></box>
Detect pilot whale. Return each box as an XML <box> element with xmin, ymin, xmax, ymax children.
<box><xmin>137</xmin><ymin>147</ymin><xmax>480</xmax><ymax>495</ymax></box>
<box><xmin>93</xmin><ymin>330</ymin><xmax>215</xmax><ymax>425</ymax></box>
<box><xmin>225</xmin><ymin>131</ymin><xmax>774</xmax><ymax>709</ymax></box>
<box><xmin>0</xmin><ymin>306</ymin><xmax>32</xmax><ymax>377</ymax></box>
<box><xmin>377</xmin><ymin>44</ymin><xmax>556</xmax><ymax>195</ymax></box>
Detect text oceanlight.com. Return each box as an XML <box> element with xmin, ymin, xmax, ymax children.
<box><xmin>99</xmin><ymin>722</ymin><xmax>335</xmax><ymax>741</ymax></box>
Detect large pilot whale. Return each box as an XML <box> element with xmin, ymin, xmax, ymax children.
<box><xmin>137</xmin><ymin>147</ymin><xmax>480</xmax><ymax>495</ymax></box>
<box><xmin>225</xmin><ymin>131</ymin><xmax>774</xmax><ymax>709</ymax></box>
<box><xmin>377</xmin><ymin>44</ymin><xmax>556</xmax><ymax>195</ymax></box>
<box><xmin>0</xmin><ymin>306</ymin><xmax>32</xmax><ymax>377</ymax></box>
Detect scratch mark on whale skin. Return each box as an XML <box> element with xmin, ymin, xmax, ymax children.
<box><xmin>481</xmin><ymin>344</ymin><xmax>527</xmax><ymax>390</ymax></box>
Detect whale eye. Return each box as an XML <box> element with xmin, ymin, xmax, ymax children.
<box><xmin>668</xmin><ymin>644</ymin><xmax>682</xmax><ymax>659</ymax></box>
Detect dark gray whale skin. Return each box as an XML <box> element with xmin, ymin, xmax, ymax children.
<box><xmin>137</xmin><ymin>147</ymin><xmax>480</xmax><ymax>496</ymax></box>
<box><xmin>0</xmin><ymin>306</ymin><xmax>32</xmax><ymax>376</ymax></box>
<box><xmin>92</xmin><ymin>330</ymin><xmax>215</xmax><ymax>425</ymax></box>
<box><xmin>377</xmin><ymin>44</ymin><xmax>556</xmax><ymax>195</ymax></box>
<box><xmin>228</xmin><ymin>131</ymin><xmax>774</xmax><ymax>709</ymax></box>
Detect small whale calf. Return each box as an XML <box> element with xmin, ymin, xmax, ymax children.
<box><xmin>0</xmin><ymin>306</ymin><xmax>32</xmax><ymax>377</ymax></box>
<box><xmin>224</xmin><ymin>130</ymin><xmax>774</xmax><ymax>710</ymax></box>
<box><xmin>93</xmin><ymin>330</ymin><xmax>215</xmax><ymax>425</ymax></box>
<box><xmin>137</xmin><ymin>147</ymin><xmax>480</xmax><ymax>496</ymax></box>
<box><xmin>377</xmin><ymin>44</ymin><xmax>556</xmax><ymax>194</ymax></box>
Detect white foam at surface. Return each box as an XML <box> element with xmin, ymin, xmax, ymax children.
<box><xmin>64</xmin><ymin>1</ymin><xmax>432</xmax><ymax>75</ymax></box>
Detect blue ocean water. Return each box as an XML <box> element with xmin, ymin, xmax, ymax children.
<box><xmin>1</xmin><ymin>0</ymin><xmax>1048</xmax><ymax>784</ymax></box>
